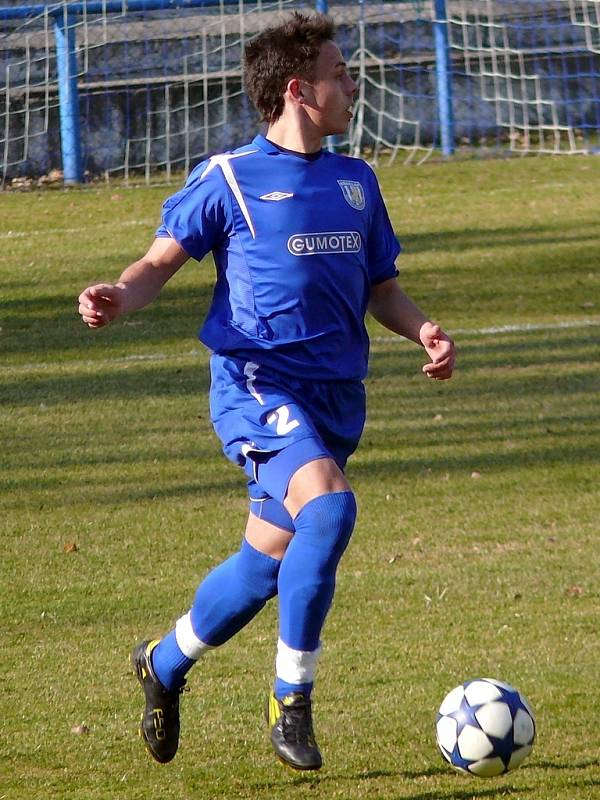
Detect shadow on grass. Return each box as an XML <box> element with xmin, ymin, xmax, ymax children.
<box><xmin>251</xmin><ymin>766</ymin><xmax>533</xmax><ymax>800</ymax></box>
<box><xmin>2</xmin><ymin>362</ymin><xmax>211</xmax><ymax>405</ymax></box>
<box><xmin>529</xmin><ymin>757</ymin><xmax>600</xmax><ymax>771</ymax></box>
<box><xmin>4</xmin><ymin>326</ymin><xmax>600</xmax><ymax>409</ymax></box>
<box><xmin>396</xmin><ymin>787</ymin><xmax>532</xmax><ymax>800</ymax></box>
<box><xmin>5</xmin><ymin>420</ymin><xmax>598</xmax><ymax>505</ymax></box>
<box><xmin>253</xmin><ymin>758</ymin><xmax>600</xmax><ymax>798</ymax></box>
<box><xmin>2</xmin><ymin>282</ymin><xmax>213</xmax><ymax>358</ymax></box>
<box><xmin>4</xmin><ymin>319</ymin><xmax>600</xmax><ymax>507</ymax></box>
<box><xmin>369</xmin><ymin>326</ymin><xmax>600</xmax><ymax>381</ymax></box>
<box><xmin>0</xmin><ymin>476</ymin><xmax>246</xmax><ymax>509</ymax></box>
<box><xmin>400</xmin><ymin>220</ymin><xmax>599</xmax><ymax>255</ymax></box>
<box><xmin>349</xmin><ymin>440</ymin><xmax>600</xmax><ymax>480</ymax></box>
<box><xmin>3</xmin><ymin>330</ymin><xmax>600</xmax><ymax>512</ymax></box>
<box><xmin>372</xmin><ymin>349</ymin><xmax>598</xmax><ymax>381</ymax></box>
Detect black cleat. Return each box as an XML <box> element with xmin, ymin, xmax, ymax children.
<box><xmin>131</xmin><ymin>639</ymin><xmax>184</xmax><ymax>763</ymax></box>
<box><xmin>266</xmin><ymin>691</ymin><xmax>323</xmax><ymax>771</ymax></box>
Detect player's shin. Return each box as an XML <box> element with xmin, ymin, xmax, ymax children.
<box><xmin>151</xmin><ymin>539</ymin><xmax>280</xmax><ymax>690</ymax></box>
<box><xmin>275</xmin><ymin>490</ymin><xmax>357</xmax><ymax>696</ymax></box>
<box><xmin>268</xmin><ymin>491</ymin><xmax>356</xmax><ymax>770</ymax></box>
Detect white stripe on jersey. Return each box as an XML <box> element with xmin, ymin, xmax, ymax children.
<box><xmin>200</xmin><ymin>150</ymin><xmax>258</xmax><ymax>239</ymax></box>
<box><xmin>243</xmin><ymin>361</ymin><xmax>265</xmax><ymax>405</ymax></box>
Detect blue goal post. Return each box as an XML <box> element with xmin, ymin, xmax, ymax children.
<box><xmin>0</xmin><ymin>0</ymin><xmax>456</xmax><ymax>183</ymax></box>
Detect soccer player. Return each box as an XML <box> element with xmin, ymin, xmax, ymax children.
<box><xmin>77</xmin><ymin>12</ymin><xmax>455</xmax><ymax>771</ymax></box>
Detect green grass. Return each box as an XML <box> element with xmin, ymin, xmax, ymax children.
<box><xmin>2</xmin><ymin>155</ymin><xmax>600</xmax><ymax>800</ymax></box>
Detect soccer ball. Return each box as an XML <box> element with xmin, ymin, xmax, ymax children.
<box><xmin>436</xmin><ymin>678</ymin><xmax>535</xmax><ymax>777</ymax></box>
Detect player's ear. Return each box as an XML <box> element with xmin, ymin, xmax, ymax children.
<box><xmin>287</xmin><ymin>77</ymin><xmax>305</xmax><ymax>104</ymax></box>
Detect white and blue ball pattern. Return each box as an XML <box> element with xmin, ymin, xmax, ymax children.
<box><xmin>436</xmin><ymin>678</ymin><xmax>535</xmax><ymax>777</ymax></box>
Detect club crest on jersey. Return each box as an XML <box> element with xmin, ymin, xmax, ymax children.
<box><xmin>337</xmin><ymin>180</ymin><xmax>365</xmax><ymax>211</ymax></box>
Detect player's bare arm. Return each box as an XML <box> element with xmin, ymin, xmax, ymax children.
<box><xmin>78</xmin><ymin>237</ymin><xmax>189</xmax><ymax>328</ymax></box>
<box><xmin>368</xmin><ymin>277</ymin><xmax>456</xmax><ymax>380</ymax></box>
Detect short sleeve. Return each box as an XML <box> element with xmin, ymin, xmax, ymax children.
<box><xmin>365</xmin><ymin>169</ymin><xmax>401</xmax><ymax>286</ymax></box>
<box><xmin>155</xmin><ymin>161</ymin><xmax>231</xmax><ymax>262</ymax></box>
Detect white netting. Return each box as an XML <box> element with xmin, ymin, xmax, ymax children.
<box><xmin>1</xmin><ymin>0</ymin><xmax>599</xmax><ymax>185</ymax></box>
<box><xmin>2</xmin><ymin>9</ymin><xmax>56</xmax><ymax>185</ymax></box>
<box><xmin>0</xmin><ymin>0</ymin><xmax>309</xmax><ymax>185</ymax></box>
<box><xmin>569</xmin><ymin>0</ymin><xmax>600</xmax><ymax>54</ymax></box>
<box><xmin>447</xmin><ymin>0</ymin><xmax>588</xmax><ymax>153</ymax></box>
<box><xmin>344</xmin><ymin>3</ymin><xmax>435</xmax><ymax>164</ymax></box>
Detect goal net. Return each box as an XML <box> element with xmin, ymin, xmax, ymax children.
<box><xmin>1</xmin><ymin>0</ymin><xmax>599</xmax><ymax>184</ymax></box>
<box><xmin>445</xmin><ymin>0</ymin><xmax>600</xmax><ymax>153</ymax></box>
<box><xmin>346</xmin><ymin>0</ymin><xmax>600</xmax><ymax>160</ymax></box>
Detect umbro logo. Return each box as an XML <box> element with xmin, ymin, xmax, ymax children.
<box><xmin>259</xmin><ymin>191</ymin><xmax>294</xmax><ymax>201</ymax></box>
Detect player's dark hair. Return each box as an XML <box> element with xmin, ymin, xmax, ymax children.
<box><xmin>243</xmin><ymin>12</ymin><xmax>336</xmax><ymax>123</ymax></box>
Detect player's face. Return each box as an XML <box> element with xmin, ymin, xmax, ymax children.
<box><xmin>302</xmin><ymin>41</ymin><xmax>357</xmax><ymax>136</ymax></box>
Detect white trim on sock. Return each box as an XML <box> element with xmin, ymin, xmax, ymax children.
<box><xmin>276</xmin><ymin>638</ymin><xmax>321</xmax><ymax>684</ymax></box>
<box><xmin>175</xmin><ymin>612</ymin><xmax>213</xmax><ymax>660</ymax></box>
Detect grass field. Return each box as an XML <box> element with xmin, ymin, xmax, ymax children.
<box><xmin>2</xmin><ymin>154</ymin><xmax>600</xmax><ymax>800</ymax></box>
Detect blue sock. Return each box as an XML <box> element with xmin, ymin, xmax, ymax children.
<box><xmin>275</xmin><ymin>492</ymin><xmax>356</xmax><ymax>695</ymax></box>
<box><xmin>191</xmin><ymin>539</ymin><xmax>280</xmax><ymax>646</ymax></box>
<box><xmin>274</xmin><ymin>679</ymin><xmax>313</xmax><ymax>699</ymax></box>
<box><xmin>152</xmin><ymin>539</ymin><xmax>280</xmax><ymax>690</ymax></box>
<box><xmin>152</xmin><ymin>630</ymin><xmax>195</xmax><ymax>691</ymax></box>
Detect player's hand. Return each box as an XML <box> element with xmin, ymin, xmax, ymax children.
<box><xmin>419</xmin><ymin>321</ymin><xmax>455</xmax><ymax>380</ymax></box>
<box><xmin>78</xmin><ymin>283</ymin><xmax>126</xmax><ymax>328</ymax></box>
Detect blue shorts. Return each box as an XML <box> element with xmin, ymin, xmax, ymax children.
<box><xmin>209</xmin><ymin>354</ymin><xmax>366</xmax><ymax>517</ymax></box>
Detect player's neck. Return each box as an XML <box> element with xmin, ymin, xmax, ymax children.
<box><xmin>266</xmin><ymin>117</ymin><xmax>323</xmax><ymax>154</ymax></box>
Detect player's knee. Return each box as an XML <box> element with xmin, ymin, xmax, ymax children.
<box><xmin>294</xmin><ymin>490</ymin><xmax>357</xmax><ymax>565</ymax></box>
<box><xmin>192</xmin><ymin>538</ymin><xmax>280</xmax><ymax>619</ymax></box>
<box><xmin>189</xmin><ymin>538</ymin><xmax>280</xmax><ymax>647</ymax></box>
<box><xmin>236</xmin><ymin>538</ymin><xmax>280</xmax><ymax>601</ymax></box>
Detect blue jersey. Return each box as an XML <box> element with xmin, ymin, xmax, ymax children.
<box><xmin>157</xmin><ymin>135</ymin><xmax>401</xmax><ymax>380</ymax></box>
